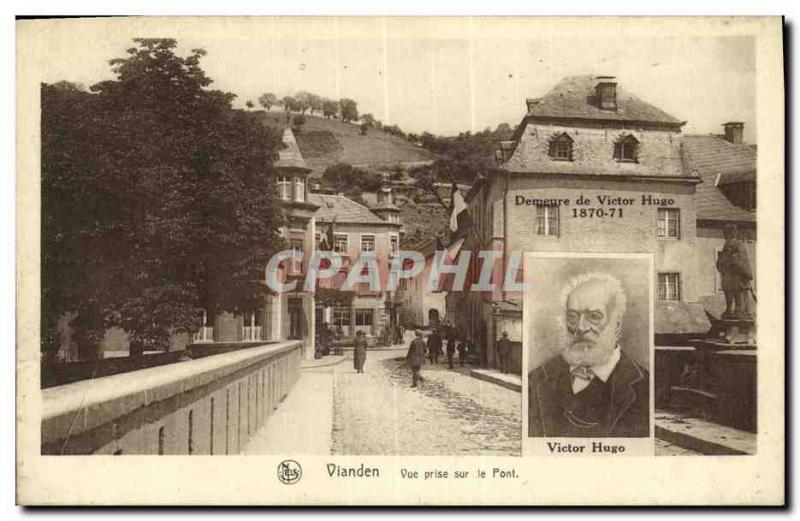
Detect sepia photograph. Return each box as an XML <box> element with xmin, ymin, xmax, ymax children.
<box><xmin>525</xmin><ymin>254</ymin><xmax>652</xmax><ymax>441</ymax></box>
<box><xmin>15</xmin><ymin>15</ymin><xmax>783</xmax><ymax>505</ymax></box>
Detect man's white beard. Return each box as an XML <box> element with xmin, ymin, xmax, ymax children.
<box><xmin>559</xmin><ymin>321</ymin><xmax>618</xmax><ymax>367</ymax></box>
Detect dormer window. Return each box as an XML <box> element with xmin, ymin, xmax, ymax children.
<box><xmin>548</xmin><ymin>133</ymin><xmax>573</xmax><ymax>161</ymax></box>
<box><xmin>613</xmin><ymin>134</ymin><xmax>639</xmax><ymax>163</ymax></box>
<box><xmin>595</xmin><ymin>77</ymin><xmax>617</xmax><ymax>111</ymax></box>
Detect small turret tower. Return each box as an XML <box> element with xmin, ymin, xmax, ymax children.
<box><xmin>371</xmin><ymin>186</ymin><xmax>401</xmax><ymax>224</ymax></box>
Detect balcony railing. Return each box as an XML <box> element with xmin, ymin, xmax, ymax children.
<box><xmin>193</xmin><ymin>326</ymin><xmax>214</xmax><ymax>343</ymax></box>
<box><xmin>242</xmin><ymin>326</ymin><xmax>262</xmax><ymax>342</ymax></box>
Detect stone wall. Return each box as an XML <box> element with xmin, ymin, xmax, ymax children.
<box><xmin>41</xmin><ymin>341</ymin><xmax>303</xmax><ymax>455</ymax></box>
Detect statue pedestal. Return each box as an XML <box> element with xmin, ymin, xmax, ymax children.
<box><xmin>715</xmin><ymin>317</ymin><xmax>756</xmax><ymax>346</ymax></box>
<box><xmin>656</xmin><ymin>317</ymin><xmax>757</xmax><ymax>434</ymax></box>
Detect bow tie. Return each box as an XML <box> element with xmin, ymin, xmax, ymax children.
<box><xmin>571</xmin><ymin>366</ymin><xmax>595</xmax><ymax>382</ymax></box>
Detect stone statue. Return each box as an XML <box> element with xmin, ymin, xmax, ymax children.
<box><xmin>716</xmin><ymin>224</ymin><xmax>753</xmax><ymax>318</ymax></box>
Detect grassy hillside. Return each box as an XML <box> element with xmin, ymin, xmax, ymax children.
<box><xmin>260</xmin><ymin>111</ymin><xmax>436</xmax><ymax>176</ymax></box>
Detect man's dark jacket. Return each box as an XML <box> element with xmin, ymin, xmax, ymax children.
<box><xmin>407</xmin><ymin>338</ymin><xmax>427</xmax><ymax>367</ymax></box>
<box><xmin>528</xmin><ymin>350</ymin><xmax>649</xmax><ymax>438</ymax></box>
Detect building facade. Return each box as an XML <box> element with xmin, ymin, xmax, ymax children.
<box><xmin>449</xmin><ymin>75</ymin><xmax>710</xmax><ymax>372</ymax></box>
<box><xmin>398</xmin><ymin>239</ymin><xmax>447</xmax><ymax>330</ymax></box>
<box><xmin>310</xmin><ymin>188</ymin><xmax>403</xmax><ymax>339</ymax></box>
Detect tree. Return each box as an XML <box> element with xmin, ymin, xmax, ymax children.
<box><xmin>41</xmin><ymin>38</ymin><xmax>286</xmax><ymax>360</ymax></box>
<box><xmin>245</xmin><ymin>100</ymin><xmax>254</xmax><ymax>109</ymax></box>
<box><xmin>308</xmin><ymin>93</ymin><xmax>323</xmax><ymax>115</ymax></box>
<box><xmin>281</xmin><ymin>95</ymin><xmax>299</xmax><ymax>113</ymax></box>
<box><xmin>322</xmin><ymin>98</ymin><xmax>339</xmax><ymax>119</ymax></box>
<box><xmin>359</xmin><ymin>113</ymin><xmax>376</xmax><ymax>135</ymax></box>
<box><xmin>292</xmin><ymin>114</ymin><xmax>306</xmax><ymax>133</ymax></box>
<box><xmin>339</xmin><ymin>98</ymin><xmax>358</xmax><ymax>123</ymax></box>
<box><xmin>258</xmin><ymin>92</ymin><xmax>278</xmax><ymax>111</ymax></box>
<box><xmin>295</xmin><ymin>91</ymin><xmax>313</xmax><ymax>114</ymax></box>
<box><xmin>360</xmin><ymin>113</ymin><xmax>376</xmax><ymax>126</ymax></box>
<box><xmin>321</xmin><ymin>163</ymin><xmax>382</xmax><ymax>196</ymax></box>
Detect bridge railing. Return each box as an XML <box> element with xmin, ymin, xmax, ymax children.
<box><xmin>41</xmin><ymin>340</ymin><xmax>303</xmax><ymax>455</ymax></box>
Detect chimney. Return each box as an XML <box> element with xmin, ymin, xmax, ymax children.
<box><xmin>723</xmin><ymin>122</ymin><xmax>744</xmax><ymax>144</ymax></box>
<box><xmin>525</xmin><ymin>98</ymin><xmax>541</xmax><ymax>112</ymax></box>
<box><xmin>595</xmin><ymin>76</ymin><xmax>617</xmax><ymax>111</ymax></box>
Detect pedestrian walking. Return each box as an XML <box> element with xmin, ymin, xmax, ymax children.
<box><xmin>427</xmin><ymin>329</ymin><xmax>443</xmax><ymax>364</ymax></box>
<box><xmin>446</xmin><ymin>328</ymin><xmax>457</xmax><ymax>369</ymax></box>
<box><xmin>457</xmin><ymin>338</ymin><xmax>469</xmax><ymax>367</ymax></box>
<box><xmin>353</xmin><ymin>330</ymin><xmax>367</xmax><ymax>373</ymax></box>
<box><xmin>407</xmin><ymin>330</ymin><xmax>427</xmax><ymax>387</ymax></box>
<box><xmin>496</xmin><ymin>331</ymin><xmax>511</xmax><ymax>374</ymax></box>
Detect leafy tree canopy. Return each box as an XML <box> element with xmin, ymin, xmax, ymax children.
<box><xmin>258</xmin><ymin>92</ymin><xmax>278</xmax><ymax>110</ymax></box>
<box><xmin>321</xmin><ymin>163</ymin><xmax>383</xmax><ymax>197</ymax></box>
<box><xmin>42</xmin><ymin>38</ymin><xmax>285</xmax><ymax>359</ymax></box>
<box><xmin>339</xmin><ymin>98</ymin><xmax>358</xmax><ymax>123</ymax></box>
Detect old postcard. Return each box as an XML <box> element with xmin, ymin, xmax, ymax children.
<box><xmin>16</xmin><ymin>16</ymin><xmax>784</xmax><ymax>505</ymax></box>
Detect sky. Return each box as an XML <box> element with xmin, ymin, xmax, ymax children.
<box><xmin>31</xmin><ymin>17</ymin><xmax>757</xmax><ymax>142</ymax></box>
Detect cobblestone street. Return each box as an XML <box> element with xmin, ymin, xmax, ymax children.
<box><xmin>245</xmin><ymin>346</ymin><xmax>522</xmax><ymax>456</ymax></box>
<box><xmin>330</xmin><ymin>348</ymin><xmax>521</xmax><ymax>456</ymax></box>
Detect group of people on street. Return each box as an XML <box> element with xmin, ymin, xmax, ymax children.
<box><xmin>404</xmin><ymin>326</ymin><xmax>516</xmax><ymax>387</ymax></box>
<box><xmin>403</xmin><ymin>325</ymin><xmax>483</xmax><ymax>388</ymax></box>
<box><xmin>344</xmin><ymin>319</ymin><xmax>515</xmax><ymax>386</ymax></box>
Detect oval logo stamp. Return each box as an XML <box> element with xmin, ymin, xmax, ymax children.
<box><xmin>277</xmin><ymin>460</ymin><xmax>302</xmax><ymax>485</ymax></box>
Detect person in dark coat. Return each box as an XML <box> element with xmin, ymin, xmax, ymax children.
<box><xmin>446</xmin><ymin>328</ymin><xmax>457</xmax><ymax>369</ymax></box>
<box><xmin>353</xmin><ymin>330</ymin><xmax>367</xmax><ymax>373</ymax></box>
<box><xmin>457</xmin><ymin>337</ymin><xmax>469</xmax><ymax>367</ymax></box>
<box><xmin>496</xmin><ymin>331</ymin><xmax>512</xmax><ymax>374</ymax></box>
<box><xmin>426</xmin><ymin>329</ymin><xmax>443</xmax><ymax>364</ymax></box>
<box><xmin>406</xmin><ymin>330</ymin><xmax>427</xmax><ymax>387</ymax></box>
<box><xmin>528</xmin><ymin>272</ymin><xmax>649</xmax><ymax>438</ymax></box>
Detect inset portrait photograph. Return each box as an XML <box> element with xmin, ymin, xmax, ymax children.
<box><xmin>524</xmin><ymin>253</ymin><xmax>653</xmax><ymax>440</ymax></box>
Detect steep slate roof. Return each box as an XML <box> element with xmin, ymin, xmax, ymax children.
<box><xmin>309</xmin><ymin>193</ymin><xmax>397</xmax><ymax>225</ymax></box>
<box><xmin>274</xmin><ymin>128</ymin><xmax>310</xmax><ymax>171</ymax></box>
<box><xmin>683</xmin><ymin>134</ymin><xmax>756</xmax><ymax>223</ymax></box>
<box><xmin>501</xmin><ymin>75</ymin><xmax>689</xmax><ymax>178</ymax></box>
<box><xmin>526</xmin><ymin>75</ymin><xmax>683</xmax><ymax>126</ymax></box>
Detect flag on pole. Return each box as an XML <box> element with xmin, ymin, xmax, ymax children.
<box><xmin>317</xmin><ymin>218</ymin><xmax>337</xmax><ymax>251</ymax></box>
<box><xmin>449</xmin><ymin>190</ymin><xmax>473</xmax><ymax>240</ymax></box>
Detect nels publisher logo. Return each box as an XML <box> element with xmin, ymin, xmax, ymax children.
<box><xmin>277</xmin><ymin>460</ymin><xmax>302</xmax><ymax>485</ymax></box>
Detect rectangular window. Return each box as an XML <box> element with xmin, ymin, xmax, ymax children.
<box><xmin>657</xmin><ymin>208</ymin><xmax>680</xmax><ymax>238</ymax></box>
<box><xmin>332</xmin><ymin>307</ymin><xmax>351</xmax><ymax>327</ymax></box>
<box><xmin>360</xmin><ymin>234</ymin><xmax>375</xmax><ymax>252</ymax></box>
<box><xmin>334</xmin><ymin>234</ymin><xmax>348</xmax><ymax>253</ymax></box>
<box><xmin>555</xmin><ymin>142</ymin><xmax>571</xmax><ymax>160</ymax></box>
<box><xmin>390</xmin><ymin>235</ymin><xmax>399</xmax><ymax>253</ymax></box>
<box><xmin>294</xmin><ymin>177</ymin><xmax>305</xmax><ymax>202</ymax></box>
<box><xmin>354</xmin><ymin>309</ymin><xmax>374</xmax><ymax>327</ymax></box>
<box><xmin>658</xmin><ymin>273</ymin><xmax>681</xmax><ymax>301</ymax></box>
<box><xmin>277</xmin><ymin>176</ymin><xmax>291</xmax><ymax>201</ymax></box>
<box><xmin>289</xmin><ymin>238</ymin><xmax>304</xmax><ymax>274</ymax></box>
<box><xmin>536</xmin><ymin>205</ymin><xmax>559</xmax><ymax>236</ymax></box>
